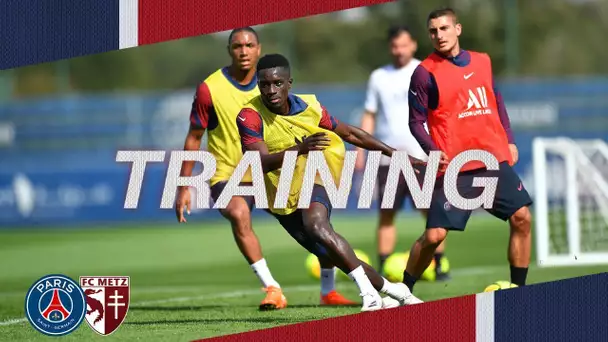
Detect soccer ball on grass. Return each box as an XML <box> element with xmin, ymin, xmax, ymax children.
<box><xmin>483</xmin><ymin>281</ymin><xmax>518</xmax><ymax>292</ymax></box>
<box><xmin>382</xmin><ymin>252</ymin><xmax>450</xmax><ymax>282</ymax></box>
<box><xmin>305</xmin><ymin>249</ymin><xmax>371</xmax><ymax>280</ymax></box>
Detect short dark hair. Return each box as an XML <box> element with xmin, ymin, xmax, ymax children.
<box><xmin>257</xmin><ymin>54</ymin><xmax>290</xmax><ymax>72</ymax></box>
<box><xmin>387</xmin><ymin>24</ymin><xmax>413</xmax><ymax>41</ymax></box>
<box><xmin>228</xmin><ymin>27</ymin><xmax>259</xmax><ymax>45</ymax></box>
<box><xmin>427</xmin><ymin>7</ymin><xmax>458</xmax><ymax>24</ymax></box>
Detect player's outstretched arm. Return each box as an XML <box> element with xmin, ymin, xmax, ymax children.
<box><xmin>333</xmin><ymin>121</ymin><xmax>395</xmax><ymax>158</ymax></box>
<box><xmin>317</xmin><ymin>105</ymin><xmax>398</xmax><ymax>160</ymax></box>
<box><xmin>332</xmin><ymin>122</ymin><xmax>427</xmax><ymax>166</ymax></box>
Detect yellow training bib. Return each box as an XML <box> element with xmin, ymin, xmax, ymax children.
<box><xmin>243</xmin><ymin>94</ymin><xmax>346</xmax><ymax>215</ymax></box>
<box><xmin>204</xmin><ymin>68</ymin><xmax>260</xmax><ymax>186</ymax></box>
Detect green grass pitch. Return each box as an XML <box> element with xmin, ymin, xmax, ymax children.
<box><xmin>0</xmin><ymin>213</ymin><xmax>605</xmax><ymax>341</ymax></box>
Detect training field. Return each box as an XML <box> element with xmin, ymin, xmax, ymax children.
<box><xmin>1</xmin><ymin>213</ymin><xmax>605</xmax><ymax>341</ymax></box>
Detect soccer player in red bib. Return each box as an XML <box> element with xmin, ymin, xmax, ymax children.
<box><xmin>356</xmin><ymin>25</ymin><xmax>450</xmax><ymax>281</ymax></box>
<box><xmin>402</xmin><ymin>7</ymin><xmax>533</xmax><ymax>293</ymax></box>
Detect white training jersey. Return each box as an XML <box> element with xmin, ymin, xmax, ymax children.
<box><xmin>364</xmin><ymin>58</ymin><xmax>429</xmax><ymax>164</ymax></box>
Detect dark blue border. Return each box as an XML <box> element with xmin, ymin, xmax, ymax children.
<box><xmin>494</xmin><ymin>272</ymin><xmax>608</xmax><ymax>342</ymax></box>
<box><xmin>1</xmin><ymin>0</ymin><xmax>120</xmax><ymax>70</ymax></box>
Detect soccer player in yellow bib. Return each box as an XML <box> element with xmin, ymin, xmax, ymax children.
<box><xmin>236</xmin><ymin>54</ymin><xmax>424</xmax><ymax>311</ymax></box>
<box><xmin>175</xmin><ymin>28</ymin><xmax>354</xmax><ymax>311</ymax></box>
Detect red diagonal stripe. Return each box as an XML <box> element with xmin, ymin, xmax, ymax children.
<box><xmin>138</xmin><ymin>0</ymin><xmax>395</xmax><ymax>45</ymax></box>
<box><xmin>193</xmin><ymin>295</ymin><xmax>476</xmax><ymax>342</ymax></box>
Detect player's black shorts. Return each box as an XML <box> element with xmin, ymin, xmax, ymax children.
<box><xmin>270</xmin><ymin>184</ymin><xmax>333</xmax><ymax>258</ymax></box>
<box><xmin>377</xmin><ymin>164</ymin><xmax>426</xmax><ymax>210</ymax></box>
<box><xmin>210</xmin><ymin>181</ymin><xmax>255</xmax><ymax>211</ymax></box>
<box><xmin>426</xmin><ymin>162</ymin><xmax>533</xmax><ymax>231</ymax></box>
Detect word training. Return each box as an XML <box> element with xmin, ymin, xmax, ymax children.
<box><xmin>116</xmin><ymin>150</ymin><xmax>500</xmax><ymax>211</ymax></box>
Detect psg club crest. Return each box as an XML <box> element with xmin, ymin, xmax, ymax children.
<box><xmin>25</xmin><ymin>274</ymin><xmax>87</xmax><ymax>336</ymax></box>
<box><xmin>79</xmin><ymin>276</ymin><xmax>130</xmax><ymax>336</ymax></box>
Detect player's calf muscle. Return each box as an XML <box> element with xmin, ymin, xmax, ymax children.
<box><xmin>508</xmin><ymin>206</ymin><xmax>532</xmax><ymax>267</ymax></box>
<box><xmin>303</xmin><ymin>208</ymin><xmax>359</xmax><ymax>271</ymax></box>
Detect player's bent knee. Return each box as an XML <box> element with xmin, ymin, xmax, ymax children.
<box><xmin>423</xmin><ymin>228</ymin><xmax>448</xmax><ymax>247</ymax></box>
<box><xmin>306</xmin><ymin>208</ymin><xmax>326</xmax><ymax>223</ymax></box>
<box><xmin>222</xmin><ymin>199</ymin><xmax>251</xmax><ymax>224</ymax></box>
<box><xmin>510</xmin><ymin>206</ymin><xmax>532</xmax><ymax>234</ymax></box>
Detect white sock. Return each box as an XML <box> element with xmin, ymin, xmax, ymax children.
<box><xmin>250</xmin><ymin>258</ymin><xmax>280</xmax><ymax>288</ymax></box>
<box><xmin>320</xmin><ymin>268</ymin><xmax>336</xmax><ymax>296</ymax></box>
<box><xmin>347</xmin><ymin>265</ymin><xmax>377</xmax><ymax>295</ymax></box>
<box><xmin>380</xmin><ymin>277</ymin><xmax>408</xmax><ymax>299</ymax></box>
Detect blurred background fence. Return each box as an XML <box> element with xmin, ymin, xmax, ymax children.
<box><xmin>1</xmin><ymin>0</ymin><xmax>608</xmax><ymax>228</ymax></box>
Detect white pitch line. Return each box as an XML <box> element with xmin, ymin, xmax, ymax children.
<box><xmin>0</xmin><ymin>285</ymin><xmax>210</xmax><ymax>297</ymax></box>
<box><xmin>451</xmin><ymin>265</ymin><xmax>506</xmax><ymax>276</ymax></box>
<box><xmin>0</xmin><ymin>265</ymin><xmax>504</xmax><ymax>327</ymax></box>
<box><xmin>135</xmin><ymin>284</ymin><xmax>320</xmax><ymax>306</ymax></box>
<box><xmin>0</xmin><ymin>318</ymin><xmax>27</xmax><ymax>327</ymax></box>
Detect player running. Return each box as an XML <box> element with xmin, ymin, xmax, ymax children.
<box><xmin>175</xmin><ymin>27</ymin><xmax>355</xmax><ymax>310</ymax></box>
<box><xmin>401</xmin><ymin>7</ymin><xmax>532</xmax><ymax>294</ymax></box>
<box><xmin>356</xmin><ymin>24</ymin><xmax>450</xmax><ymax>281</ymax></box>
<box><xmin>236</xmin><ymin>53</ymin><xmax>425</xmax><ymax>311</ymax></box>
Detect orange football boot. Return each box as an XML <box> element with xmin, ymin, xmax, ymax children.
<box><xmin>259</xmin><ymin>286</ymin><xmax>288</xmax><ymax>311</ymax></box>
<box><xmin>320</xmin><ymin>290</ymin><xmax>358</xmax><ymax>306</ymax></box>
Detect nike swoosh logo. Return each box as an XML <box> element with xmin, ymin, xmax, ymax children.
<box><xmin>464</xmin><ymin>73</ymin><xmax>474</xmax><ymax>80</ymax></box>
<box><xmin>410</xmin><ymin>90</ymin><xmax>417</xmax><ymax>96</ymax></box>
<box><xmin>518</xmin><ymin>182</ymin><xmax>523</xmax><ymax>191</ymax></box>
<box><xmin>238</xmin><ymin>116</ymin><xmax>245</xmax><ymax>121</ymax></box>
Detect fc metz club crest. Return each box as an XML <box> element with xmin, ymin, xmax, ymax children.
<box><xmin>79</xmin><ymin>276</ymin><xmax>130</xmax><ymax>336</ymax></box>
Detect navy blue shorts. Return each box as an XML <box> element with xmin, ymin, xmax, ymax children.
<box><xmin>377</xmin><ymin>164</ymin><xmax>426</xmax><ymax>210</ymax></box>
<box><xmin>270</xmin><ymin>184</ymin><xmax>332</xmax><ymax>258</ymax></box>
<box><xmin>426</xmin><ymin>162</ymin><xmax>533</xmax><ymax>231</ymax></box>
<box><xmin>210</xmin><ymin>181</ymin><xmax>256</xmax><ymax>211</ymax></box>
